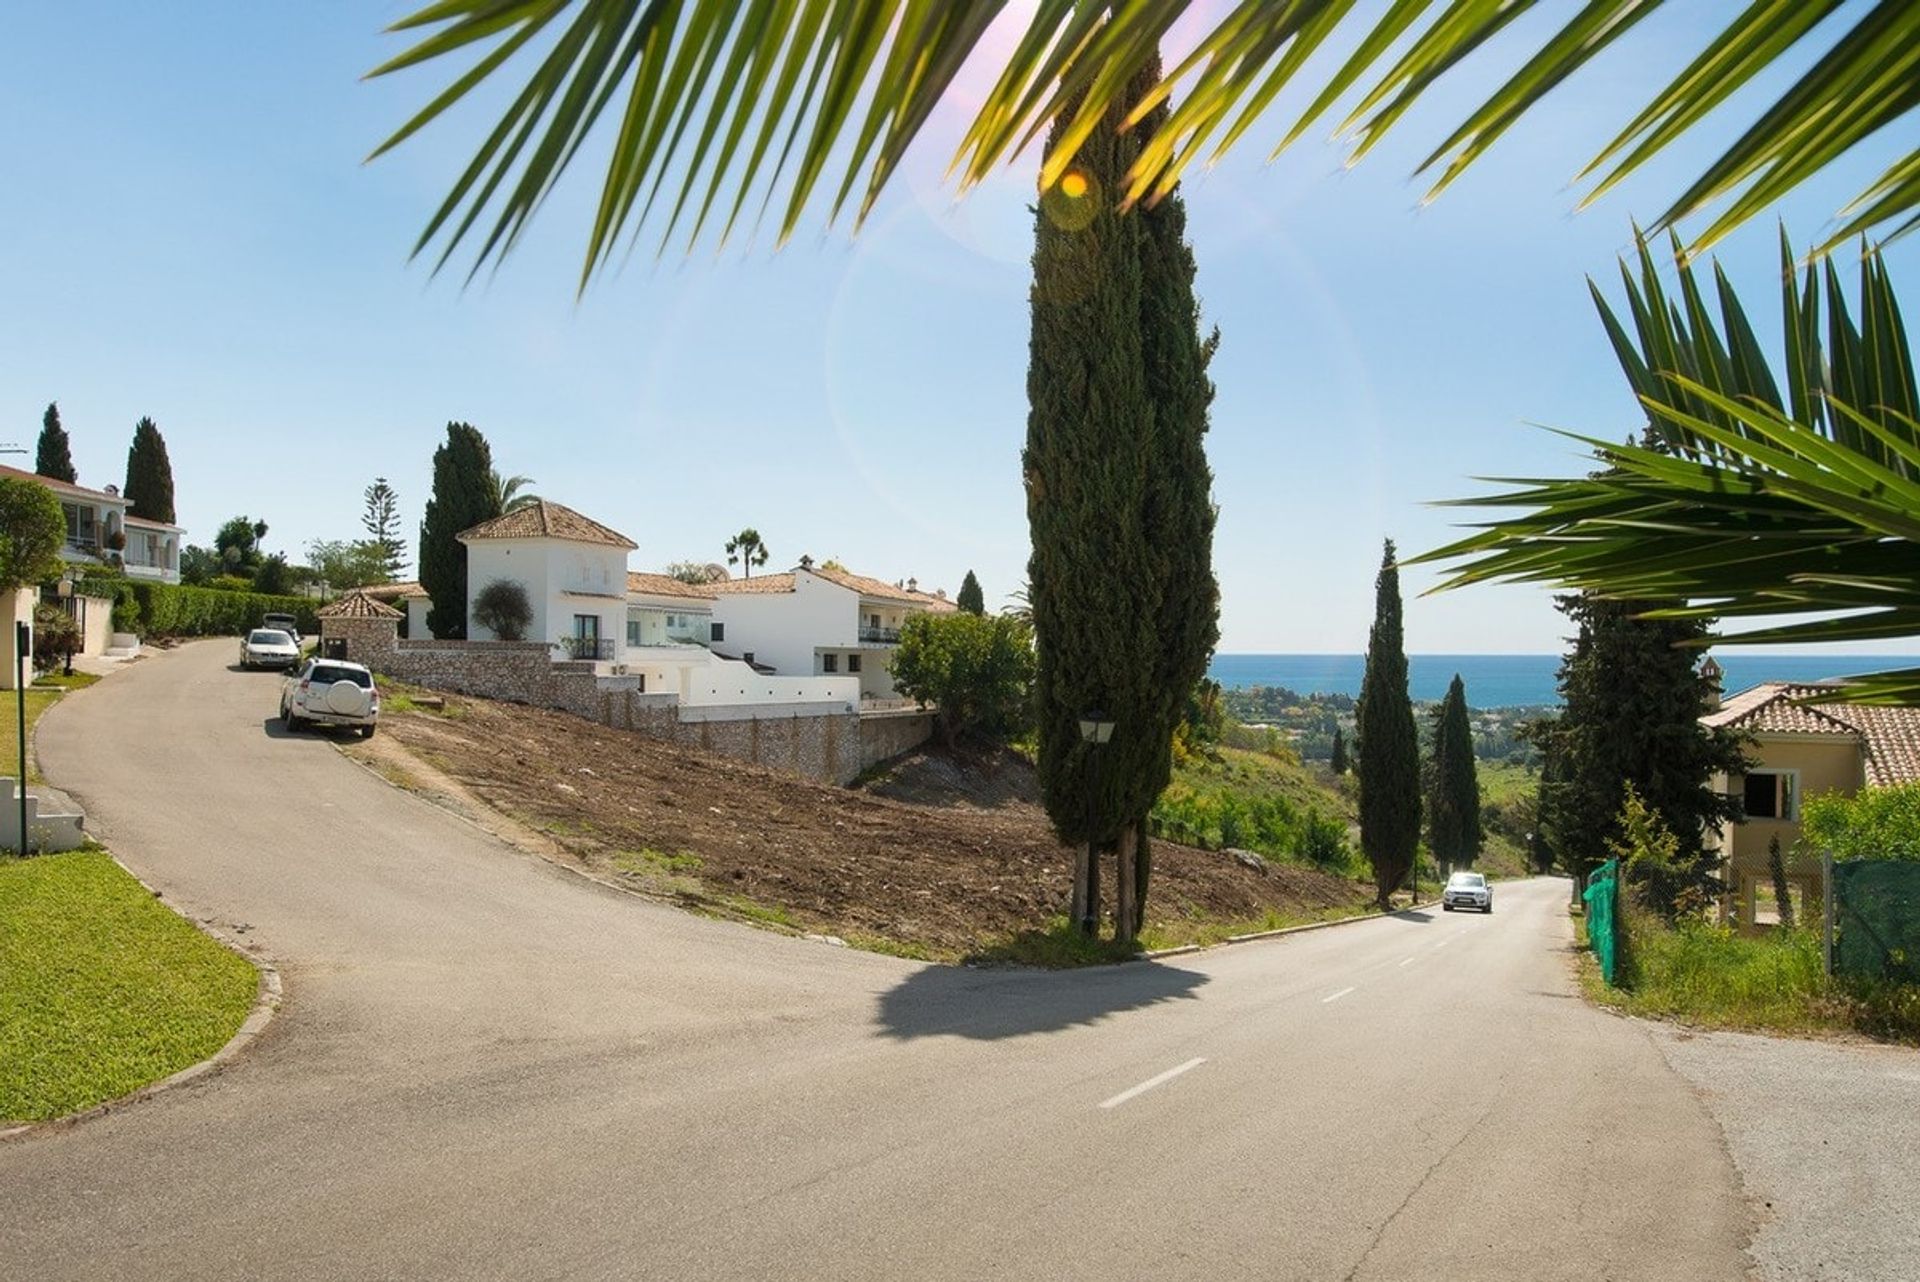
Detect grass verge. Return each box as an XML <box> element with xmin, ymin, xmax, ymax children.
<box><xmin>1583</xmin><ymin>914</ymin><xmax>1920</xmax><ymax>1045</ymax></box>
<box><xmin>0</xmin><ymin>849</ymin><xmax>259</xmax><ymax>1123</ymax></box>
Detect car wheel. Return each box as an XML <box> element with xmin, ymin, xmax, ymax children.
<box><xmin>359</xmin><ymin>724</ymin><xmax>376</xmax><ymax>739</ymax></box>
<box><xmin>1442</xmin><ymin>903</ymin><xmax>1453</xmax><ymax>911</ymax></box>
<box><xmin>1485</xmin><ymin>904</ymin><xmax>1494</xmax><ymax>914</ymax></box>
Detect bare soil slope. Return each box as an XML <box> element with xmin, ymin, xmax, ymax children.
<box><xmin>363</xmin><ymin>693</ymin><xmax>1373</xmax><ymax>960</ymax></box>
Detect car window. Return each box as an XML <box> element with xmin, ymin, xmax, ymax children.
<box><xmin>1448</xmin><ymin>872</ymin><xmax>1486</xmax><ymax>887</ymax></box>
<box><xmin>249</xmin><ymin>630</ymin><xmax>292</xmax><ymax>645</ymax></box>
<box><xmin>308</xmin><ymin>665</ymin><xmax>373</xmax><ymax>688</ymax></box>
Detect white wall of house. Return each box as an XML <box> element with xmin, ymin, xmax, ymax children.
<box><xmin>0</xmin><ymin>587</ymin><xmax>33</xmax><ymax>690</ymax></box>
<box><xmin>405</xmin><ymin>595</ymin><xmax>431</xmax><ymax>640</ymax></box>
<box><xmin>122</xmin><ymin>518</ymin><xmax>182</xmax><ymax>583</ymax></box>
<box><xmin>464</xmin><ymin>538</ymin><xmax>629</xmax><ymax>660</ymax></box>
<box><xmin>708</xmin><ymin>572</ymin><xmax>854</xmax><ymax>674</ymax></box>
<box><xmin>622</xmin><ymin>645</ymin><xmax>856</xmax><ymax>709</ymax></box>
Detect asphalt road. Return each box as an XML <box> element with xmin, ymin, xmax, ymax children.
<box><xmin>6</xmin><ymin>640</ymin><xmax>1749</xmax><ymax>1280</ymax></box>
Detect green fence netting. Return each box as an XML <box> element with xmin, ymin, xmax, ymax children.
<box><xmin>1584</xmin><ymin>858</ymin><xmax>1620</xmax><ymax>985</ymax></box>
<box><xmin>1833</xmin><ymin>859</ymin><xmax>1920</xmax><ymax>984</ymax></box>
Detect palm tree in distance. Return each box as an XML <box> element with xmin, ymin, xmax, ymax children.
<box><xmin>489</xmin><ymin>470</ymin><xmax>539</xmax><ymax>514</ymax></box>
<box><xmin>368</xmin><ymin>2</ymin><xmax>1917</xmax><ymax>282</ymax></box>
<box><xmin>725</xmin><ymin>528</ymin><xmax>770</xmax><ymax>579</ymax></box>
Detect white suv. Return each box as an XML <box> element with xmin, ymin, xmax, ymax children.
<box><xmin>1442</xmin><ymin>871</ymin><xmax>1493</xmax><ymax>913</ymax></box>
<box><xmin>281</xmin><ymin>659</ymin><xmax>379</xmax><ymax>738</ymax></box>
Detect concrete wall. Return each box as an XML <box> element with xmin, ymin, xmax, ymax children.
<box><xmin>1</xmin><ymin>776</ymin><xmax>87</xmax><ymax>852</ymax></box>
<box><xmin>405</xmin><ymin>596</ymin><xmax>431</xmax><ymax>641</ymax></box>
<box><xmin>0</xmin><ymin>587</ymin><xmax>32</xmax><ymax>690</ymax></box>
<box><xmin>323</xmin><ymin>613</ymin><xmax>927</xmax><ymax>784</ymax></box>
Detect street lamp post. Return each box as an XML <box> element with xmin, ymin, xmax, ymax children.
<box><xmin>56</xmin><ymin>574</ymin><xmax>74</xmax><ymax>676</ymax></box>
<box><xmin>1077</xmin><ymin>710</ymin><xmax>1115</xmax><ymax>937</ymax></box>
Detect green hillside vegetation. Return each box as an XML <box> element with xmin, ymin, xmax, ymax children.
<box><xmin>1152</xmin><ymin>744</ymin><xmax>1358</xmax><ymax>874</ymax></box>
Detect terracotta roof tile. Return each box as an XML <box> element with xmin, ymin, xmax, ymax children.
<box><xmin>0</xmin><ymin>462</ymin><xmax>124</xmax><ymax>504</ymax></box>
<box><xmin>708</xmin><ymin>572</ymin><xmax>798</xmax><ymax>596</ymax></box>
<box><xmin>1704</xmin><ymin>681</ymin><xmax>1920</xmax><ymax>787</ymax></box>
<box><xmin>362</xmin><ymin>581</ymin><xmax>426</xmax><ymax>601</ymax></box>
<box><xmin>457</xmin><ymin>500</ymin><xmax>636</xmax><ymax>550</ymax></box>
<box><xmin>707</xmin><ymin>566</ymin><xmax>955</xmax><ymax>611</ymax></box>
<box><xmin>318</xmin><ymin>589</ymin><xmax>403</xmax><ymax>619</ymax></box>
<box><xmin>627</xmin><ymin>572</ymin><xmax>719</xmax><ymax>601</ymax></box>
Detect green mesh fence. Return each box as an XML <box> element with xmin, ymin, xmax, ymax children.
<box><xmin>1584</xmin><ymin>858</ymin><xmax>1620</xmax><ymax>986</ymax></box>
<box><xmin>1833</xmin><ymin>860</ymin><xmax>1920</xmax><ymax>984</ymax></box>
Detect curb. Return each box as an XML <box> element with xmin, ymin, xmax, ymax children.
<box><xmin>0</xmin><ymin>849</ymin><xmax>284</xmax><ymax>1144</ymax></box>
<box><xmin>1143</xmin><ymin>899</ymin><xmax>1444</xmax><ymax>960</ymax></box>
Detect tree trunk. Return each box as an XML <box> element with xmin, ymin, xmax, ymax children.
<box><xmin>1116</xmin><ymin>824</ymin><xmax>1138</xmax><ymax>948</ymax></box>
<box><xmin>1071</xmin><ymin>842</ymin><xmax>1091</xmax><ymax>936</ymax></box>
<box><xmin>1086</xmin><ymin>840</ymin><xmax>1102</xmax><ymax>937</ymax></box>
<box><xmin>1133</xmin><ymin>824</ymin><xmax>1151</xmax><ymax>939</ymax></box>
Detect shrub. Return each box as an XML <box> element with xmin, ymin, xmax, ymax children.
<box><xmin>472</xmin><ymin>579</ymin><xmax>533</xmax><ymax>641</ymax></box>
<box><xmin>77</xmin><ymin>580</ymin><xmax>319</xmax><ymax>639</ymax></box>
<box><xmin>31</xmin><ymin>603</ymin><xmax>79</xmax><ymax>671</ymax></box>
<box><xmin>1803</xmin><ymin>783</ymin><xmax>1920</xmax><ymax>862</ymax></box>
<box><xmin>890</xmin><ymin>612</ymin><xmax>1035</xmax><ymax>746</ymax></box>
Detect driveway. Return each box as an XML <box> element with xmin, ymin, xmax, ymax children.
<box><xmin>6</xmin><ymin>640</ymin><xmax>1749</xmax><ymax>1280</ymax></box>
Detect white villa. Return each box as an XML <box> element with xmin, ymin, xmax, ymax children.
<box><xmin>707</xmin><ymin>563</ymin><xmax>956</xmax><ymax>699</ymax></box>
<box><xmin>4</xmin><ymin>464</ymin><xmax>183</xmax><ymax>584</ymax></box>
<box><xmin>460</xmin><ymin>500</ymin><xmax>636</xmax><ymax>659</ymax></box>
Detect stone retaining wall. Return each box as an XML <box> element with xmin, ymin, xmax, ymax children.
<box><xmin>321</xmin><ymin>614</ymin><xmax>929</xmax><ymax>784</ymax></box>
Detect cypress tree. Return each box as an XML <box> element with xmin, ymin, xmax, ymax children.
<box><xmin>123</xmin><ymin>417</ymin><xmax>176</xmax><ymax>524</ymax></box>
<box><xmin>956</xmin><ymin>570</ymin><xmax>985</xmax><ymax>616</ymax></box>
<box><xmin>36</xmin><ymin>403</ymin><xmax>77</xmax><ymax>484</ymax></box>
<box><xmin>1025</xmin><ymin>55</ymin><xmax>1218</xmax><ymax>944</ymax></box>
<box><xmin>1537</xmin><ymin>593</ymin><xmax>1746</xmax><ymax>896</ymax></box>
<box><xmin>419</xmin><ymin>422</ymin><xmax>501</xmax><ymax>639</ymax></box>
<box><xmin>1329</xmin><ymin>726</ymin><xmax>1349</xmax><ymax>775</ymax></box>
<box><xmin>1357</xmin><ymin>539</ymin><xmax>1421</xmax><ymax>907</ymax></box>
<box><xmin>1428</xmin><ymin>673</ymin><xmax>1481</xmax><ymax>871</ymax></box>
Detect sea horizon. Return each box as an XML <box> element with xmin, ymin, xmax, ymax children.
<box><xmin>1208</xmin><ymin>652</ymin><xmax>1920</xmax><ymax>709</ymax></box>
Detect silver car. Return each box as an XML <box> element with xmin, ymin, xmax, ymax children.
<box><xmin>280</xmin><ymin>659</ymin><xmax>380</xmax><ymax>737</ymax></box>
<box><xmin>239</xmin><ymin>628</ymin><xmax>301</xmax><ymax>671</ymax></box>
<box><xmin>1442</xmin><ymin>871</ymin><xmax>1493</xmax><ymax>913</ymax></box>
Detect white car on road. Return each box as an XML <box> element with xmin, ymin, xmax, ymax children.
<box><xmin>239</xmin><ymin>628</ymin><xmax>301</xmax><ymax>671</ymax></box>
<box><xmin>280</xmin><ymin>659</ymin><xmax>380</xmax><ymax>737</ymax></box>
<box><xmin>1442</xmin><ymin>870</ymin><xmax>1493</xmax><ymax>913</ymax></box>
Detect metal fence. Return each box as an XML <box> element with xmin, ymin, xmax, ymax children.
<box><xmin>1827</xmin><ymin>855</ymin><xmax>1920</xmax><ymax>983</ymax></box>
<box><xmin>1584</xmin><ymin>858</ymin><xmax>1621</xmax><ymax>986</ymax></box>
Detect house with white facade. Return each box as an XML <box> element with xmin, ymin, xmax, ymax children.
<box><xmin>707</xmin><ymin>564</ymin><xmax>956</xmax><ymax>700</ymax></box>
<box><xmin>626</xmin><ymin>572</ymin><xmax>716</xmax><ymax>649</ymax></box>
<box><xmin>2</xmin><ymin>464</ymin><xmax>183</xmax><ymax>584</ymax></box>
<box><xmin>459</xmin><ymin>501</ymin><xmax>636</xmax><ymax>660</ymax></box>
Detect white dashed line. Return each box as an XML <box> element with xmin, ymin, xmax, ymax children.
<box><xmin>1398</xmin><ymin>956</ymin><xmax>1416</xmax><ymax>967</ymax></box>
<box><xmin>1321</xmin><ymin>986</ymin><xmax>1356</xmax><ymax>1004</ymax></box>
<box><xmin>1099</xmin><ymin>1058</ymin><xmax>1207</xmax><ymax>1110</ymax></box>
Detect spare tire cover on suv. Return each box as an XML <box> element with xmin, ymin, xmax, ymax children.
<box><xmin>325</xmin><ymin>680</ymin><xmax>371</xmax><ymax>716</ymax></box>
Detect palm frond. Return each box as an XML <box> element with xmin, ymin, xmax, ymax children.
<box><xmin>1417</xmin><ymin>231</ymin><xmax>1920</xmax><ymax>702</ymax></box>
<box><xmin>369</xmin><ymin>1</ymin><xmax>1920</xmax><ymax>281</ymax></box>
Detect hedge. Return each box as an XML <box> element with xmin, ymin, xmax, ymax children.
<box><xmin>76</xmin><ymin>576</ymin><xmax>319</xmax><ymax>639</ymax></box>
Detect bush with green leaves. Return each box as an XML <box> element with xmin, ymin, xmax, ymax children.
<box><xmin>1803</xmin><ymin>784</ymin><xmax>1920</xmax><ymax>863</ymax></box>
<box><xmin>0</xmin><ymin>476</ymin><xmax>67</xmax><ymax>592</ymax></box>
<box><xmin>1150</xmin><ymin>780</ymin><xmax>1353</xmax><ymax>871</ymax></box>
<box><xmin>889</xmin><ymin>612</ymin><xmax>1035</xmax><ymax>747</ymax></box>
<box><xmin>80</xmin><ymin>577</ymin><xmax>317</xmax><ymax>639</ymax></box>
<box><xmin>471</xmin><ymin>579</ymin><xmax>533</xmax><ymax>642</ymax></box>
<box><xmin>1608</xmin><ymin>782</ymin><xmax>1709</xmax><ymax>922</ymax></box>
<box><xmin>31</xmin><ymin>602</ymin><xmax>79</xmax><ymax>671</ymax></box>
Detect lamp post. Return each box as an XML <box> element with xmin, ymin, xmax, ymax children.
<box><xmin>1077</xmin><ymin>710</ymin><xmax>1115</xmax><ymax>936</ymax></box>
<box><xmin>15</xmin><ymin>620</ymin><xmax>27</xmax><ymax>857</ymax></box>
<box><xmin>56</xmin><ymin>574</ymin><xmax>74</xmax><ymax>676</ymax></box>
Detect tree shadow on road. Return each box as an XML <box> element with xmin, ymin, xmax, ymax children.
<box><xmin>875</xmin><ymin>960</ymin><xmax>1208</xmax><ymax>1041</ymax></box>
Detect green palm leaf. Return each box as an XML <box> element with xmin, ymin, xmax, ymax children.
<box><xmin>369</xmin><ymin>1</ymin><xmax>1920</xmax><ymax>281</ymax></box>
<box><xmin>1418</xmin><ymin>231</ymin><xmax>1920</xmax><ymax>702</ymax></box>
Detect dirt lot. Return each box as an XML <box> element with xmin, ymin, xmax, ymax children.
<box><xmin>351</xmin><ymin>691</ymin><xmax>1376</xmax><ymax>962</ymax></box>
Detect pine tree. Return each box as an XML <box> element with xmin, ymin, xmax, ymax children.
<box><xmin>1329</xmin><ymin>726</ymin><xmax>1349</xmax><ymax>775</ymax></box>
<box><xmin>362</xmin><ymin>477</ymin><xmax>407</xmax><ymax>581</ymax></box>
<box><xmin>1357</xmin><ymin>539</ymin><xmax>1421</xmax><ymax>907</ymax></box>
<box><xmin>1428</xmin><ymin>673</ymin><xmax>1481</xmax><ymax>871</ymax></box>
<box><xmin>123</xmin><ymin>417</ymin><xmax>176</xmax><ymax>524</ymax></box>
<box><xmin>419</xmin><ymin>423</ymin><xmax>500</xmax><ymax>639</ymax></box>
<box><xmin>1026</xmin><ymin>56</ymin><xmax>1218</xmax><ymax>944</ymax></box>
<box><xmin>956</xmin><ymin>570</ymin><xmax>986</xmax><ymax>616</ymax></box>
<box><xmin>36</xmin><ymin>403</ymin><xmax>77</xmax><ymax>484</ymax></box>
<box><xmin>1536</xmin><ymin>593</ymin><xmax>1747</xmax><ymax>896</ymax></box>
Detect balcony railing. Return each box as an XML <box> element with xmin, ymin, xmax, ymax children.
<box><xmin>858</xmin><ymin>626</ymin><xmax>901</xmax><ymax>644</ymax></box>
<box><xmin>559</xmin><ymin>636</ymin><xmax>615</xmax><ymax>660</ymax></box>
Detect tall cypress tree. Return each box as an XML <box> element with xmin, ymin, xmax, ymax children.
<box><xmin>956</xmin><ymin>570</ymin><xmax>985</xmax><ymax>616</ymax></box>
<box><xmin>419</xmin><ymin>422</ymin><xmax>500</xmax><ymax>639</ymax></box>
<box><xmin>1357</xmin><ymin>539</ymin><xmax>1421</xmax><ymax>907</ymax></box>
<box><xmin>1536</xmin><ymin>593</ymin><xmax>1747</xmax><ymax>894</ymax></box>
<box><xmin>1026</xmin><ymin>56</ymin><xmax>1217</xmax><ymax>944</ymax></box>
<box><xmin>1329</xmin><ymin>726</ymin><xmax>1349</xmax><ymax>775</ymax></box>
<box><xmin>1428</xmin><ymin>673</ymin><xmax>1481</xmax><ymax>871</ymax></box>
<box><xmin>123</xmin><ymin>417</ymin><xmax>176</xmax><ymax>524</ymax></box>
<box><xmin>36</xmin><ymin>403</ymin><xmax>77</xmax><ymax>484</ymax></box>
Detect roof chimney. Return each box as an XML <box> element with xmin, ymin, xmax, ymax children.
<box><xmin>907</xmin><ymin>576</ymin><xmax>918</xmax><ymax>593</ymax></box>
<box><xmin>798</xmin><ymin>554</ymin><xmax>814</xmax><ymax>570</ymax></box>
<box><xmin>1700</xmin><ymin>655</ymin><xmax>1724</xmax><ymax>711</ymax></box>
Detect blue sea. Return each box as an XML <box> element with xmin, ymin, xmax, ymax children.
<box><xmin>1208</xmin><ymin>653</ymin><xmax>1920</xmax><ymax>709</ymax></box>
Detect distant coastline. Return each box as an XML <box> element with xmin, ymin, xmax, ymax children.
<box><xmin>1208</xmin><ymin>653</ymin><xmax>1920</xmax><ymax>710</ymax></box>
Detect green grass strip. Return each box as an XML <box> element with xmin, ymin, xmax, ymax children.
<box><xmin>1</xmin><ymin>849</ymin><xmax>259</xmax><ymax>1122</ymax></box>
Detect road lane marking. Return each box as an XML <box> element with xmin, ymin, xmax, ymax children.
<box><xmin>1435</xmin><ymin>938</ymin><xmax>1452</xmax><ymax>949</ymax></box>
<box><xmin>1099</xmin><ymin>1058</ymin><xmax>1207</xmax><ymax>1110</ymax></box>
<box><xmin>1321</xmin><ymin>986</ymin><xmax>1356</xmax><ymax>1004</ymax></box>
<box><xmin>1398</xmin><ymin>955</ymin><xmax>1416</xmax><ymax>966</ymax></box>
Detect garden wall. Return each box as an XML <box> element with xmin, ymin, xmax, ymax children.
<box><xmin>322</xmin><ymin>615</ymin><xmax>929</xmax><ymax>784</ymax></box>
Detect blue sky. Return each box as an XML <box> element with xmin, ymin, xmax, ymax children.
<box><xmin>3</xmin><ymin>4</ymin><xmax>1913</xmax><ymax>655</ymax></box>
